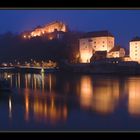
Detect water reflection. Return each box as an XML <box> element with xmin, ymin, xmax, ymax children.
<box><xmin>79</xmin><ymin>76</ymin><xmax>120</xmax><ymax>114</ymax></box>
<box><xmin>8</xmin><ymin>96</ymin><xmax>12</xmax><ymax>119</ymax></box>
<box><xmin>80</xmin><ymin>76</ymin><xmax>93</xmax><ymax>109</ymax></box>
<box><xmin>4</xmin><ymin>73</ymin><xmax>54</xmax><ymax>92</ymax></box>
<box><xmin>127</xmin><ymin>77</ymin><xmax>140</xmax><ymax>116</ymax></box>
<box><xmin>25</xmin><ymin>93</ymin><xmax>29</xmax><ymax>121</ymax></box>
<box><xmin>32</xmin><ymin>97</ymin><xmax>67</xmax><ymax>124</ymax></box>
<box><xmin>2</xmin><ymin>72</ymin><xmax>140</xmax><ymax>128</ymax></box>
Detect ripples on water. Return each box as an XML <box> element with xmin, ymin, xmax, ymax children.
<box><xmin>0</xmin><ymin>72</ymin><xmax>140</xmax><ymax>131</ymax></box>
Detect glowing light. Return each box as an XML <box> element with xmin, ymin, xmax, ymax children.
<box><xmin>23</xmin><ymin>35</ymin><xmax>26</xmax><ymax>38</ymax></box>
<box><xmin>9</xmin><ymin>97</ymin><xmax>12</xmax><ymax>119</ymax></box>
<box><xmin>49</xmin><ymin>36</ymin><xmax>53</xmax><ymax>40</ymax></box>
<box><xmin>7</xmin><ymin>75</ymin><xmax>11</xmax><ymax>78</ymax></box>
<box><xmin>80</xmin><ymin>51</ymin><xmax>92</xmax><ymax>63</ymax></box>
<box><xmin>41</xmin><ymin>68</ymin><xmax>44</xmax><ymax>73</ymax></box>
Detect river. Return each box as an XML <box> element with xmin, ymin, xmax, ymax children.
<box><xmin>0</xmin><ymin>72</ymin><xmax>140</xmax><ymax>131</ymax></box>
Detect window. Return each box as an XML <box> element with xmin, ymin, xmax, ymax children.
<box><xmin>135</xmin><ymin>46</ymin><xmax>137</xmax><ymax>48</ymax></box>
<box><xmin>88</xmin><ymin>39</ymin><xmax>92</xmax><ymax>42</ymax></box>
<box><xmin>103</xmin><ymin>41</ymin><xmax>104</xmax><ymax>43</ymax></box>
<box><xmin>94</xmin><ymin>46</ymin><xmax>96</xmax><ymax>48</ymax></box>
<box><xmin>103</xmin><ymin>45</ymin><xmax>104</xmax><ymax>47</ymax></box>
<box><xmin>135</xmin><ymin>43</ymin><xmax>137</xmax><ymax>45</ymax></box>
<box><xmin>94</xmin><ymin>41</ymin><xmax>96</xmax><ymax>44</ymax></box>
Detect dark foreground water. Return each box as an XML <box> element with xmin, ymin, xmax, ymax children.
<box><xmin>0</xmin><ymin>72</ymin><xmax>140</xmax><ymax>131</ymax></box>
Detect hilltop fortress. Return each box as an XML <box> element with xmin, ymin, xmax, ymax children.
<box><xmin>22</xmin><ymin>21</ymin><xmax>68</xmax><ymax>40</ymax></box>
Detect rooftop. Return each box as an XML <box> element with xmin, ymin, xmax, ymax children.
<box><xmin>109</xmin><ymin>46</ymin><xmax>121</xmax><ymax>52</ymax></box>
<box><xmin>130</xmin><ymin>36</ymin><xmax>140</xmax><ymax>42</ymax></box>
<box><xmin>80</xmin><ymin>30</ymin><xmax>114</xmax><ymax>38</ymax></box>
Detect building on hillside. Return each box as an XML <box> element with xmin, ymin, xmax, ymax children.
<box><xmin>79</xmin><ymin>30</ymin><xmax>115</xmax><ymax>63</ymax></box>
<box><xmin>22</xmin><ymin>21</ymin><xmax>68</xmax><ymax>40</ymax></box>
<box><xmin>107</xmin><ymin>45</ymin><xmax>125</xmax><ymax>58</ymax></box>
<box><xmin>130</xmin><ymin>37</ymin><xmax>140</xmax><ymax>63</ymax></box>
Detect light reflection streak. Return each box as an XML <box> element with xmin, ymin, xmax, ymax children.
<box><xmin>49</xmin><ymin>74</ymin><xmax>52</xmax><ymax>92</ymax></box>
<box><xmin>25</xmin><ymin>94</ymin><xmax>29</xmax><ymax>121</ymax></box>
<box><xmin>9</xmin><ymin>97</ymin><xmax>12</xmax><ymax>119</ymax></box>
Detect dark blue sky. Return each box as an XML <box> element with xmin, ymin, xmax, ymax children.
<box><xmin>0</xmin><ymin>10</ymin><xmax>140</xmax><ymax>49</ymax></box>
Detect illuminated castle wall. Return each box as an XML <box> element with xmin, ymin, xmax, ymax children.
<box><xmin>23</xmin><ymin>21</ymin><xmax>67</xmax><ymax>39</ymax></box>
<box><xmin>130</xmin><ymin>37</ymin><xmax>140</xmax><ymax>63</ymax></box>
<box><xmin>79</xmin><ymin>31</ymin><xmax>115</xmax><ymax>63</ymax></box>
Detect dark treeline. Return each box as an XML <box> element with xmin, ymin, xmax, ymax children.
<box><xmin>0</xmin><ymin>31</ymin><xmax>84</xmax><ymax>63</ymax></box>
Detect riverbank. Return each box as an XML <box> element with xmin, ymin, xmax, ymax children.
<box><xmin>0</xmin><ymin>66</ymin><xmax>59</xmax><ymax>74</ymax></box>
<box><xmin>59</xmin><ymin>60</ymin><xmax>140</xmax><ymax>75</ymax></box>
<box><xmin>1</xmin><ymin>60</ymin><xmax>140</xmax><ymax>75</ymax></box>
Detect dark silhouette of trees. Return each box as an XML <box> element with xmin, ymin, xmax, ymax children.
<box><xmin>0</xmin><ymin>31</ymin><xmax>84</xmax><ymax>63</ymax></box>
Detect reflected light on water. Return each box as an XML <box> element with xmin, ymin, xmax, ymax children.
<box><xmin>32</xmin><ymin>97</ymin><xmax>68</xmax><ymax>124</ymax></box>
<box><xmin>41</xmin><ymin>73</ymin><xmax>45</xmax><ymax>92</ymax></box>
<box><xmin>80</xmin><ymin>76</ymin><xmax>120</xmax><ymax>114</ymax></box>
<box><xmin>92</xmin><ymin>79</ymin><xmax>119</xmax><ymax>114</ymax></box>
<box><xmin>7</xmin><ymin>72</ymin><xmax>56</xmax><ymax>94</ymax></box>
<box><xmin>18</xmin><ymin>73</ymin><xmax>20</xmax><ymax>88</ymax></box>
<box><xmin>9</xmin><ymin>97</ymin><xmax>12</xmax><ymax>119</ymax></box>
<box><xmin>49</xmin><ymin>74</ymin><xmax>52</xmax><ymax>92</ymax></box>
<box><xmin>80</xmin><ymin>76</ymin><xmax>93</xmax><ymax>109</ymax></box>
<box><xmin>25</xmin><ymin>94</ymin><xmax>29</xmax><ymax>121</ymax></box>
<box><xmin>128</xmin><ymin>78</ymin><xmax>140</xmax><ymax>116</ymax></box>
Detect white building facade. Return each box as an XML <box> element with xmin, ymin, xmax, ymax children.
<box><xmin>79</xmin><ymin>31</ymin><xmax>115</xmax><ymax>63</ymax></box>
<box><xmin>130</xmin><ymin>37</ymin><xmax>140</xmax><ymax>63</ymax></box>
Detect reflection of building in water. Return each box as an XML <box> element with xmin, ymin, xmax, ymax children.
<box><xmin>24</xmin><ymin>94</ymin><xmax>68</xmax><ymax>124</ymax></box>
<box><xmin>80</xmin><ymin>76</ymin><xmax>120</xmax><ymax>114</ymax></box>
<box><xmin>80</xmin><ymin>76</ymin><xmax>93</xmax><ymax>108</ymax></box>
<box><xmin>128</xmin><ymin>78</ymin><xmax>140</xmax><ymax>116</ymax></box>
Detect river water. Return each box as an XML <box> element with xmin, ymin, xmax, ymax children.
<box><xmin>0</xmin><ymin>72</ymin><xmax>140</xmax><ymax>131</ymax></box>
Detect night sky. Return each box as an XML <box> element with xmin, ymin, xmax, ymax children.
<box><xmin>0</xmin><ymin>10</ymin><xmax>140</xmax><ymax>49</ymax></box>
